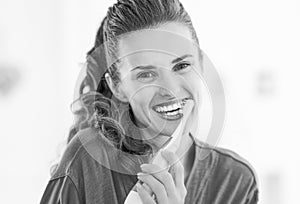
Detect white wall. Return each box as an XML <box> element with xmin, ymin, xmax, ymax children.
<box><xmin>0</xmin><ymin>0</ymin><xmax>299</xmax><ymax>203</ymax></box>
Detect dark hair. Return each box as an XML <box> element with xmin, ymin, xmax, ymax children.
<box><xmin>69</xmin><ymin>0</ymin><xmax>200</xmax><ymax>156</ymax></box>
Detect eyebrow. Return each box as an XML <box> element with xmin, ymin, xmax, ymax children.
<box><xmin>171</xmin><ymin>54</ymin><xmax>193</xmax><ymax>64</ymax></box>
<box><xmin>130</xmin><ymin>54</ymin><xmax>193</xmax><ymax>72</ymax></box>
<box><xmin>131</xmin><ymin>65</ymin><xmax>156</xmax><ymax>72</ymax></box>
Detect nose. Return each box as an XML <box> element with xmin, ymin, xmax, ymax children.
<box><xmin>158</xmin><ymin>72</ymin><xmax>182</xmax><ymax>98</ymax></box>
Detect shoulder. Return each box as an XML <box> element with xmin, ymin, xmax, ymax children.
<box><xmin>194</xmin><ymin>139</ymin><xmax>257</xmax><ymax>181</ymax></box>
<box><xmin>41</xmin><ymin>175</ymin><xmax>82</xmax><ymax>204</ymax></box>
<box><xmin>193</xmin><ymin>139</ymin><xmax>258</xmax><ymax>197</ymax></box>
<box><xmin>42</xmin><ymin>128</ymin><xmax>131</xmax><ymax>203</ymax></box>
<box><xmin>188</xmin><ymin>138</ymin><xmax>259</xmax><ymax>203</ymax></box>
<box><xmin>51</xmin><ymin>128</ymin><xmax>113</xmax><ymax>180</ymax></box>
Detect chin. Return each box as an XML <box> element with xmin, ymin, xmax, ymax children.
<box><xmin>149</xmin><ymin>110</ymin><xmax>180</xmax><ymax>136</ymax></box>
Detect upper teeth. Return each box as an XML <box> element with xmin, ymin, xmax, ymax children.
<box><xmin>154</xmin><ymin>100</ymin><xmax>186</xmax><ymax>113</ymax></box>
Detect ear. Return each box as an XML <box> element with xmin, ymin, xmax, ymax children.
<box><xmin>105</xmin><ymin>73</ymin><xmax>128</xmax><ymax>103</ymax></box>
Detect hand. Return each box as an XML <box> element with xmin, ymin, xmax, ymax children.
<box><xmin>136</xmin><ymin>150</ymin><xmax>187</xmax><ymax>204</ymax></box>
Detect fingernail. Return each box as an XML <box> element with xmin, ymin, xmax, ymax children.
<box><xmin>137</xmin><ymin>172</ymin><xmax>146</xmax><ymax>177</ymax></box>
<box><xmin>140</xmin><ymin>164</ymin><xmax>147</xmax><ymax>171</ymax></box>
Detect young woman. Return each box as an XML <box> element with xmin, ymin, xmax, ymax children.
<box><xmin>41</xmin><ymin>0</ymin><xmax>258</xmax><ymax>203</ymax></box>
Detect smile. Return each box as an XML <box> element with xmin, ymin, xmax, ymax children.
<box><xmin>152</xmin><ymin>98</ymin><xmax>191</xmax><ymax>120</ymax></box>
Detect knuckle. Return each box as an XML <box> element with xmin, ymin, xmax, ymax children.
<box><xmin>142</xmin><ymin>183</ymin><xmax>152</xmax><ymax>194</ymax></box>
<box><xmin>183</xmin><ymin>188</ymin><xmax>187</xmax><ymax>196</ymax></box>
<box><xmin>145</xmin><ymin>176</ymin><xmax>162</xmax><ymax>191</ymax></box>
<box><xmin>178</xmin><ymin>160</ymin><xmax>184</xmax><ymax>168</ymax></box>
<box><xmin>163</xmin><ymin>150</ymin><xmax>177</xmax><ymax>161</ymax></box>
<box><xmin>149</xmin><ymin>164</ymin><xmax>160</xmax><ymax>171</ymax></box>
<box><xmin>161</xmin><ymin>173</ymin><xmax>173</xmax><ymax>184</ymax></box>
<box><xmin>176</xmin><ymin>161</ymin><xmax>184</xmax><ymax>172</ymax></box>
<box><xmin>180</xmin><ymin>187</ymin><xmax>187</xmax><ymax>197</ymax></box>
<box><xmin>171</xmin><ymin>161</ymin><xmax>183</xmax><ymax>173</ymax></box>
<box><xmin>155</xmin><ymin>183</ymin><xmax>164</xmax><ymax>192</ymax></box>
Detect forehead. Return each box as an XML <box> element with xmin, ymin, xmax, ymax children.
<box><xmin>115</xmin><ymin>23</ymin><xmax>199</xmax><ymax>67</ymax></box>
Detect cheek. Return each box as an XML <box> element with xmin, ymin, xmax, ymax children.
<box><xmin>129</xmin><ymin>89</ymin><xmax>155</xmax><ymax>112</ymax></box>
<box><xmin>184</xmin><ymin>70</ymin><xmax>201</xmax><ymax>88</ymax></box>
<box><xmin>184</xmin><ymin>72</ymin><xmax>202</xmax><ymax>101</ymax></box>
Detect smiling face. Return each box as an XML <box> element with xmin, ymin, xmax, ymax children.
<box><xmin>107</xmin><ymin>22</ymin><xmax>202</xmax><ymax>146</ymax></box>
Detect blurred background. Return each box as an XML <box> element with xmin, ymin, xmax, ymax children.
<box><xmin>0</xmin><ymin>0</ymin><xmax>299</xmax><ymax>203</ymax></box>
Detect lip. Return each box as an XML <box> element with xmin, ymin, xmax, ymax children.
<box><xmin>150</xmin><ymin>97</ymin><xmax>193</xmax><ymax>122</ymax></box>
<box><xmin>159</xmin><ymin>111</ymin><xmax>183</xmax><ymax>121</ymax></box>
<box><xmin>151</xmin><ymin>97</ymin><xmax>192</xmax><ymax>111</ymax></box>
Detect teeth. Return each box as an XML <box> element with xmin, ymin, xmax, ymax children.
<box><xmin>154</xmin><ymin>100</ymin><xmax>187</xmax><ymax>113</ymax></box>
<box><xmin>171</xmin><ymin>104</ymin><xmax>175</xmax><ymax>110</ymax></box>
<box><xmin>173</xmin><ymin>103</ymin><xmax>179</xmax><ymax>110</ymax></box>
<box><xmin>165</xmin><ymin>110</ymin><xmax>179</xmax><ymax>116</ymax></box>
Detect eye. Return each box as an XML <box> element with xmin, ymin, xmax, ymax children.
<box><xmin>136</xmin><ymin>71</ymin><xmax>158</xmax><ymax>82</ymax></box>
<box><xmin>173</xmin><ymin>62</ymin><xmax>192</xmax><ymax>72</ymax></box>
